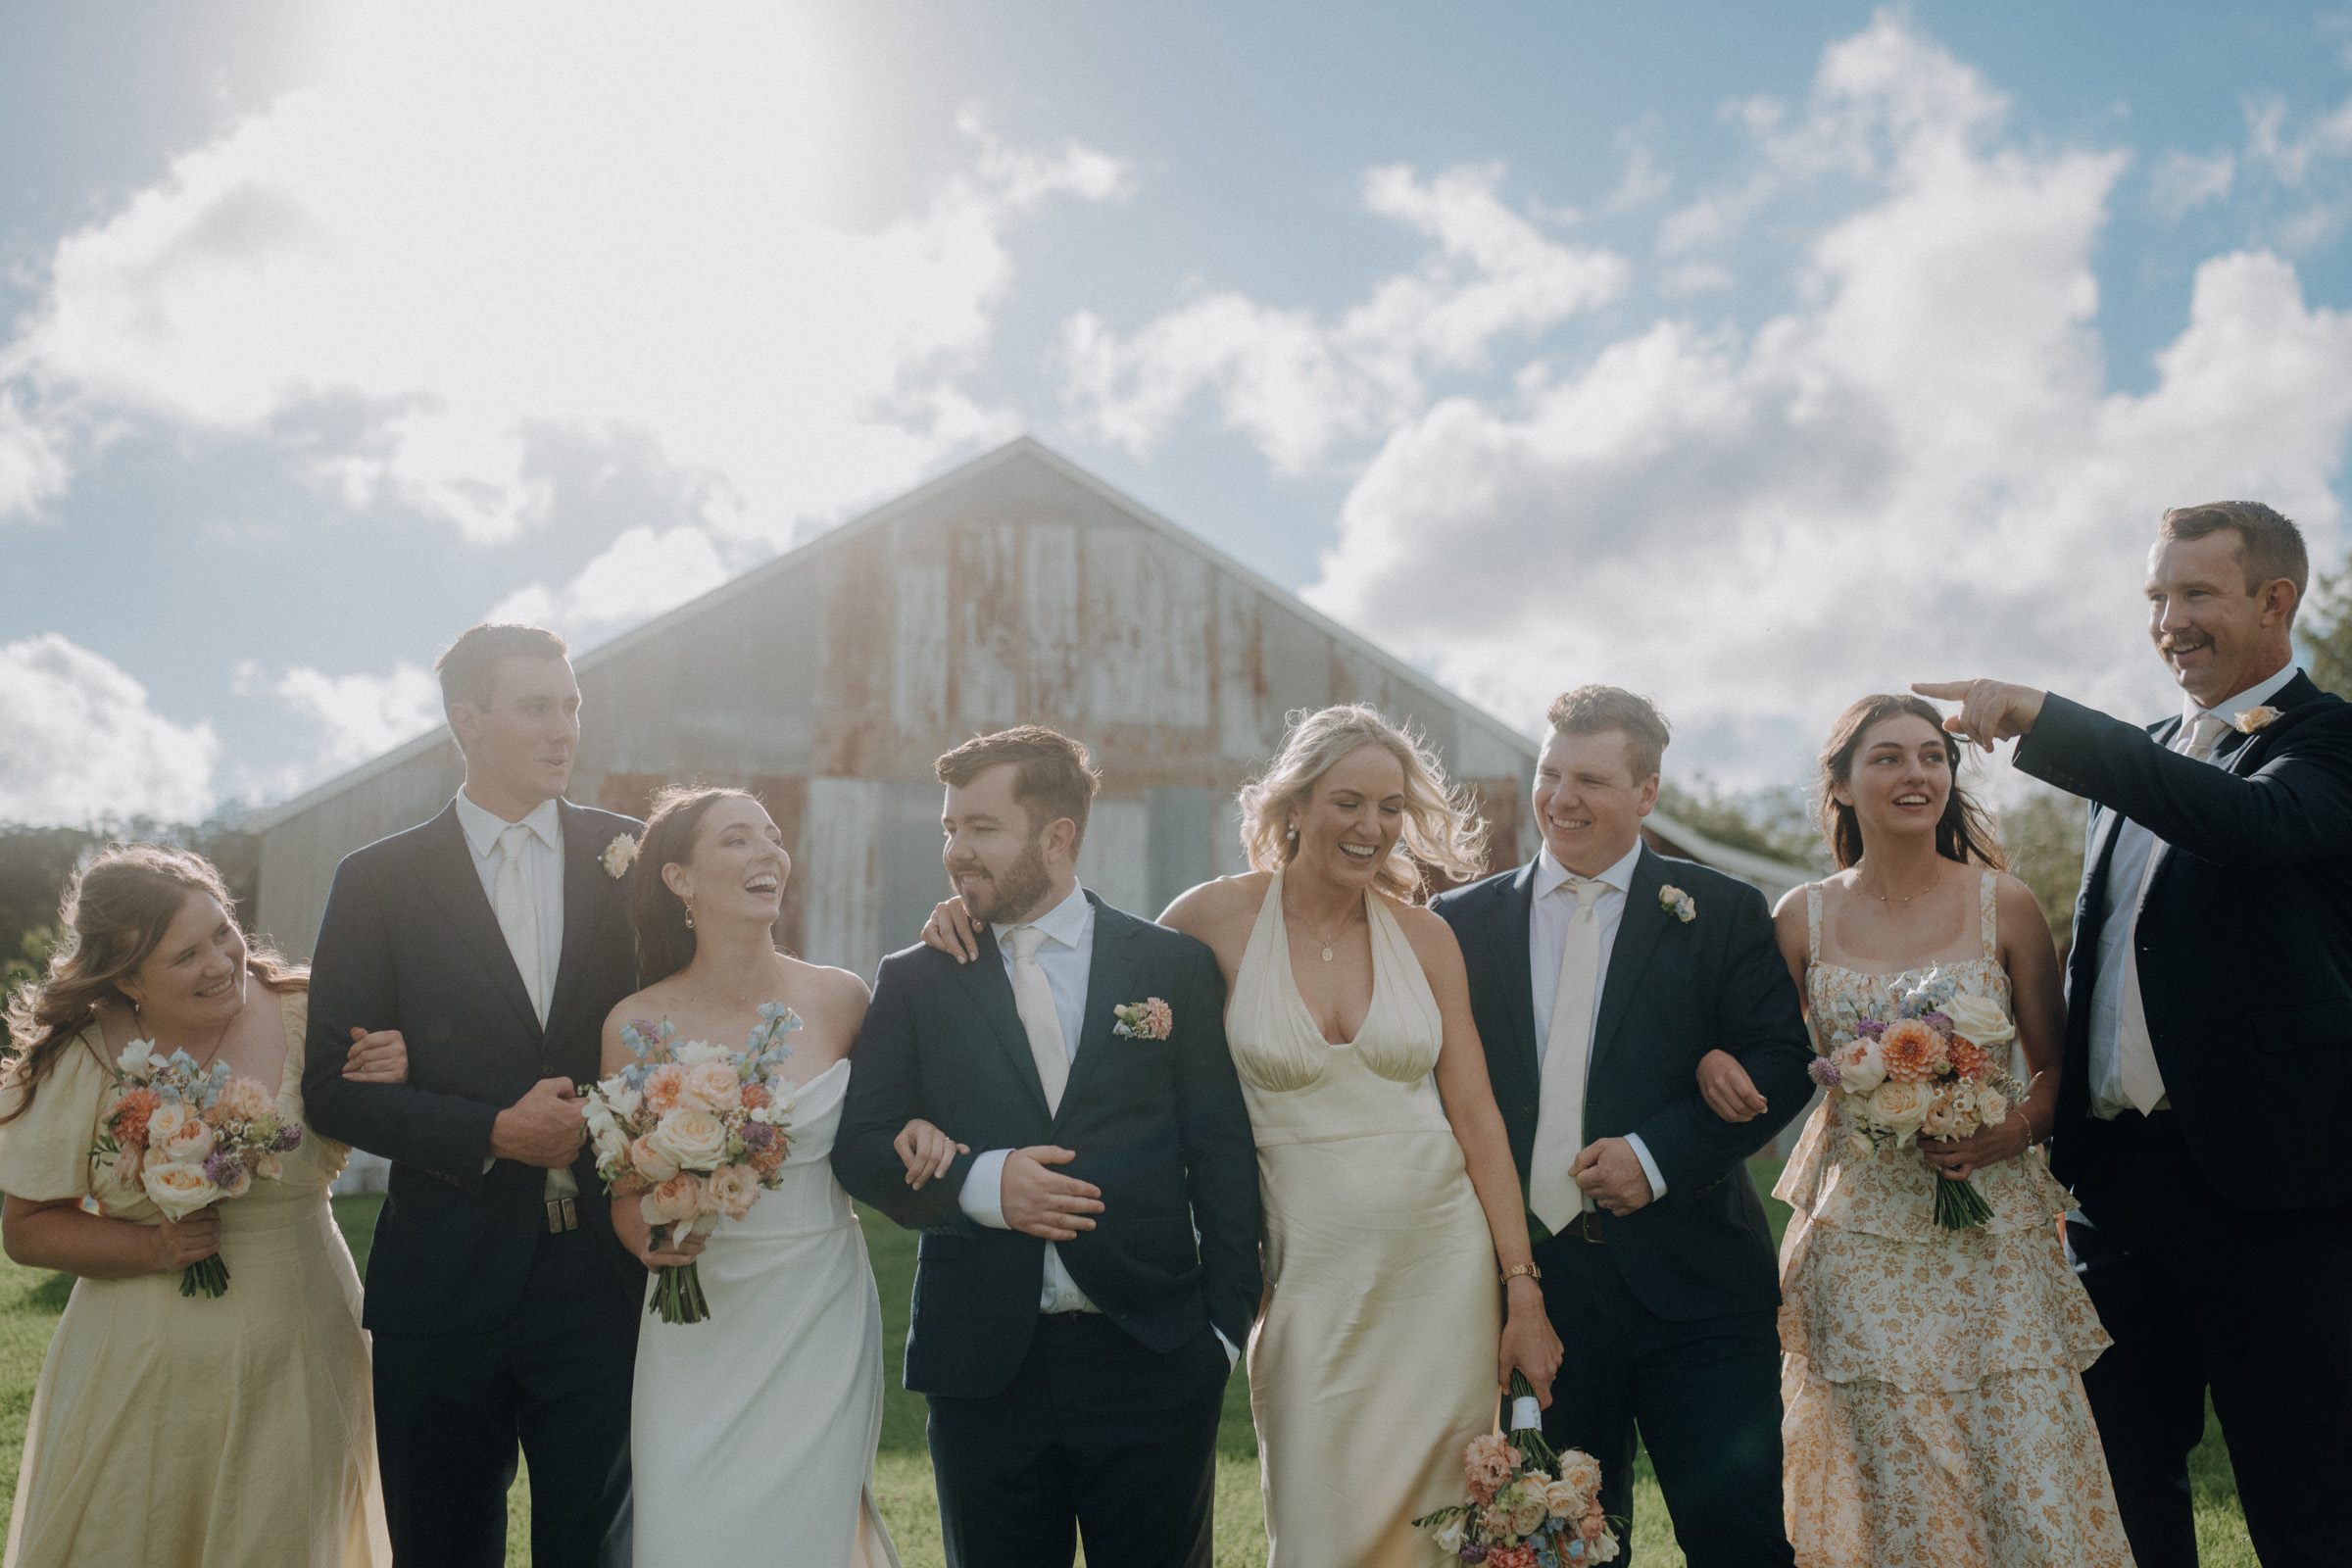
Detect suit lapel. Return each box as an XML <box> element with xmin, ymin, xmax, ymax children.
<box><xmin>1496</xmin><ymin>862</ymin><xmax>1542</xmax><ymax>1093</ymax></box>
<box><xmin>1588</xmin><ymin>845</ymin><xmax>1671</xmax><ymax>1081</ymax></box>
<box><xmin>1054</xmin><ymin>895</ymin><xmax>1141</xmax><ymax>1135</ymax></box>
<box><xmin>546</xmin><ymin>801</ymin><xmax>612</xmax><ymax>1040</ymax></box>
<box><xmin>411</xmin><ymin>803</ymin><xmax>542</xmax><ymax>1039</ymax></box>
<box><xmin>956</xmin><ymin>924</ymin><xmax>1054</xmax><ymax>1125</ymax></box>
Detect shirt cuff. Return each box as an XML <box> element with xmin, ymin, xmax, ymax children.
<box><xmin>958</xmin><ymin>1148</ymin><xmax>1013</xmax><ymax>1230</ymax></box>
<box><xmin>1624</xmin><ymin>1133</ymin><xmax>1667</xmax><ymax>1200</ymax></box>
<box><xmin>1214</xmin><ymin>1327</ymin><xmax>1241</xmax><ymax>1370</ymax></box>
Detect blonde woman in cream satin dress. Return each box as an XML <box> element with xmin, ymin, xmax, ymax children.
<box><xmin>1159</xmin><ymin>706</ymin><xmax>1563</xmax><ymax>1568</ymax></box>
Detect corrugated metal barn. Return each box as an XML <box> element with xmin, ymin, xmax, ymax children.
<box><xmin>255</xmin><ymin>437</ymin><xmax>1802</xmax><ymax>974</ymax></box>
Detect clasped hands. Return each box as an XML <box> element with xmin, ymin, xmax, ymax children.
<box><xmin>895</xmin><ymin>1120</ymin><xmax>1102</xmax><ymax>1241</ymax></box>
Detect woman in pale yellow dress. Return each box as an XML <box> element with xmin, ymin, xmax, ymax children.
<box><xmin>0</xmin><ymin>844</ymin><xmax>398</xmax><ymax>1567</ymax></box>
<box><xmin>1704</xmin><ymin>695</ymin><xmax>2131</xmax><ymax>1566</ymax></box>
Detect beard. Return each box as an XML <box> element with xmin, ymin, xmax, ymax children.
<box><xmin>955</xmin><ymin>833</ymin><xmax>1054</xmax><ymax>924</ymax></box>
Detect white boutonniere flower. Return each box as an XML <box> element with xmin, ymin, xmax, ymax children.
<box><xmin>1111</xmin><ymin>998</ymin><xmax>1174</xmax><ymax>1041</ymax></box>
<box><xmin>1659</xmin><ymin>885</ymin><xmax>1696</xmax><ymax>923</ymax></box>
<box><xmin>2232</xmin><ymin>706</ymin><xmax>2282</xmax><ymax>735</ymax></box>
<box><xmin>601</xmin><ymin>833</ymin><xmax>640</xmax><ymax>879</ymax></box>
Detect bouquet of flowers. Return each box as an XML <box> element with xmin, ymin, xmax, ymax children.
<box><xmin>1807</xmin><ymin>967</ymin><xmax>2031</xmax><ymax>1230</ymax></box>
<box><xmin>578</xmin><ymin>1003</ymin><xmax>800</xmax><ymax>1325</ymax></box>
<box><xmin>1414</xmin><ymin>1371</ymin><xmax>1623</xmax><ymax>1566</ymax></box>
<box><xmin>91</xmin><ymin>1043</ymin><xmax>302</xmax><ymax>1297</ymax></box>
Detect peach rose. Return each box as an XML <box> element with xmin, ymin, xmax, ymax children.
<box><xmin>640</xmin><ymin>1172</ymin><xmax>701</xmax><ymax>1228</ymax></box>
<box><xmin>630</xmin><ymin>1136</ymin><xmax>679</xmax><ymax>1183</ymax></box>
<box><xmin>142</xmin><ymin>1161</ymin><xmax>220</xmax><ymax>1221</ymax></box>
<box><xmin>162</xmin><ymin>1116</ymin><xmax>215</xmax><ymax>1166</ymax></box>
<box><xmin>678</xmin><ymin>1062</ymin><xmax>742</xmax><ymax>1113</ymax></box>
<box><xmin>1582</xmin><ymin>1504</ymin><xmax>1609</xmax><ymax>1542</ymax></box>
<box><xmin>1555</xmin><ymin>1449</ymin><xmax>1603</xmax><ymax>1500</ymax></box>
<box><xmin>1830</xmin><ymin>1035</ymin><xmax>1887</xmax><ymax>1095</ymax></box>
<box><xmin>1544</xmin><ymin>1478</ymin><xmax>1591</xmax><ymax>1518</ymax></box>
<box><xmin>1919</xmin><ymin>1086</ymin><xmax>1970</xmax><ymax>1142</ymax></box>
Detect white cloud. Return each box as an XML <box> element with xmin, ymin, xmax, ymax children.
<box><xmin>0</xmin><ymin>635</ymin><xmax>219</xmax><ymax>823</ymax></box>
<box><xmin>487</xmin><ymin>524</ymin><xmax>733</xmax><ymax>642</ymax></box>
<box><xmin>2151</xmin><ymin>149</ymin><xmax>2235</xmax><ymax>217</ymax></box>
<box><xmin>0</xmin><ymin>2</ymin><xmax>1127</xmax><ymax>544</ymax></box>
<box><xmin>1287</xmin><ymin>15</ymin><xmax>2352</xmax><ymax>786</ymax></box>
<box><xmin>1061</xmin><ymin>163</ymin><xmax>1626</xmax><ymax>473</ymax></box>
<box><xmin>0</xmin><ymin>392</ymin><xmax>66</xmax><ymax>517</ymax></box>
<box><xmin>261</xmin><ymin>661</ymin><xmax>444</xmax><ymax>773</ymax></box>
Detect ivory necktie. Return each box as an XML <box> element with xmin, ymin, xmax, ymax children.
<box><xmin>1003</xmin><ymin>924</ymin><xmax>1070</xmax><ymax>1115</ymax></box>
<box><xmin>493</xmin><ymin>823</ymin><xmax>546</xmax><ymax>1024</ymax></box>
<box><xmin>1530</xmin><ymin>877</ymin><xmax>1602</xmax><ymax>1233</ymax></box>
<box><xmin>2115</xmin><ymin>712</ymin><xmax>2231</xmax><ymax>1115</ymax></box>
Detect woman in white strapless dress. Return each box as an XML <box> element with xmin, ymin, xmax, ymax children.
<box><xmin>600</xmin><ymin>786</ymin><xmax>900</xmax><ymax>1568</ymax></box>
<box><xmin>1703</xmin><ymin>695</ymin><xmax>2130</xmax><ymax>1567</ymax></box>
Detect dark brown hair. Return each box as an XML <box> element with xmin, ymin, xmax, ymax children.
<box><xmin>1545</xmin><ymin>685</ymin><xmax>1672</xmax><ymax>781</ymax></box>
<box><xmin>1</xmin><ymin>844</ymin><xmax>306</xmax><ymax>1123</ymax></box>
<box><xmin>935</xmin><ymin>726</ymin><xmax>1102</xmax><ymax>854</ymax></box>
<box><xmin>1815</xmin><ymin>696</ymin><xmax>2006</xmax><ymax>872</ymax></box>
<box><xmin>629</xmin><ymin>785</ymin><xmax>769</xmax><ymax>989</ymax></box>
<box><xmin>2159</xmin><ymin>500</ymin><xmax>2308</xmax><ymax>610</ymax></box>
<box><xmin>434</xmin><ymin>623</ymin><xmax>570</xmax><ymax>711</ymax></box>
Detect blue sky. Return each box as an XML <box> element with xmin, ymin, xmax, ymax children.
<box><xmin>5</xmin><ymin>0</ymin><xmax>2352</xmax><ymax>823</ymax></box>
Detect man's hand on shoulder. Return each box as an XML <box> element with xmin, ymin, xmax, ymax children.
<box><xmin>1912</xmin><ymin>679</ymin><xmax>2046</xmax><ymax>752</ymax></box>
<box><xmin>490</xmin><ymin>1077</ymin><xmax>586</xmax><ymax>1167</ymax></box>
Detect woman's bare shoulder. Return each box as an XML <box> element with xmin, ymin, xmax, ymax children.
<box><xmin>1159</xmin><ymin>871</ymin><xmax>1271</xmax><ymax>935</ymax></box>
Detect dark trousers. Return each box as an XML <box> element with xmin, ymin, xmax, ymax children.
<box><xmin>371</xmin><ymin>1227</ymin><xmax>642</xmax><ymax>1568</ymax></box>
<box><xmin>926</xmin><ymin>1314</ymin><xmax>1228</xmax><ymax>1568</ymax></box>
<box><xmin>2069</xmin><ymin>1110</ymin><xmax>2352</xmax><ymax>1568</ymax></box>
<box><xmin>1533</xmin><ymin>1228</ymin><xmax>1793</xmax><ymax>1568</ymax></box>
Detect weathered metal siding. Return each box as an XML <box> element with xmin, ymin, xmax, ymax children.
<box><xmin>256</xmin><ymin>445</ymin><xmax>1544</xmax><ymax>975</ymax></box>
<box><xmin>256</xmin><ymin>741</ymin><xmax>464</xmax><ymax>957</ymax></box>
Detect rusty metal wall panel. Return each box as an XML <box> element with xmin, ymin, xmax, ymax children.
<box><xmin>256</xmin><ymin>740</ymin><xmax>464</xmax><ymax>958</ymax></box>
<box><xmin>890</xmin><ymin>517</ymin><xmax>952</xmax><ymax>742</ymax></box>
<box><xmin>1023</xmin><ymin>523</ymin><xmax>1083</xmax><ymax>723</ymax></box>
<box><xmin>800</xmin><ymin>775</ymin><xmax>886</xmax><ymax>977</ymax></box>
<box><xmin>953</xmin><ymin>522</ymin><xmax>1022</xmax><ymax>729</ymax></box>
<box><xmin>1075</xmin><ymin>797</ymin><xmax>1151</xmax><ymax>917</ymax></box>
<box><xmin>1213</xmin><ymin>575</ymin><xmax>1268</xmax><ymax>762</ymax></box>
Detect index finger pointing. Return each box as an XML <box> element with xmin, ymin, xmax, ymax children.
<box><xmin>1909</xmin><ymin>681</ymin><xmax>1971</xmax><ymax>700</ymax></box>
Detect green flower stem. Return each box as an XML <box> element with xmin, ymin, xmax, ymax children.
<box><xmin>179</xmin><ymin>1254</ymin><xmax>230</xmax><ymax>1298</ymax></box>
<box><xmin>1932</xmin><ymin>1171</ymin><xmax>1993</xmax><ymax>1230</ymax></box>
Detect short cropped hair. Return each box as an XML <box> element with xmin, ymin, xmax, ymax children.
<box><xmin>2160</xmin><ymin>501</ymin><xmax>2308</xmax><ymax>610</ymax></box>
<box><xmin>935</xmin><ymin>726</ymin><xmax>1102</xmax><ymax>853</ymax></box>
<box><xmin>1545</xmin><ymin>685</ymin><xmax>1671</xmax><ymax>782</ymax></box>
<box><xmin>435</xmin><ymin>624</ymin><xmax>569</xmax><ymax>711</ymax></box>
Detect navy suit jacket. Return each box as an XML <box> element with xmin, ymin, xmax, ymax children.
<box><xmin>1432</xmin><ymin>845</ymin><xmax>1814</xmax><ymax>1321</ymax></box>
<box><xmin>2016</xmin><ymin>672</ymin><xmax>2352</xmax><ymax>1211</ymax></box>
<box><xmin>831</xmin><ymin>895</ymin><xmax>1262</xmax><ymax>1400</ymax></box>
<box><xmin>301</xmin><ymin>798</ymin><xmax>645</xmax><ymax>1334</ymax></box>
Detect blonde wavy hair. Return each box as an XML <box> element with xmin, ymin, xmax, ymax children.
<box><xmin>1237</xmin><ymin>705</ymin><xmax>1490</xmax><ymax>899</ymax></box>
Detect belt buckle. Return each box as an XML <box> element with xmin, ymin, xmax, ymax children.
<box><xmin>545</xmin><ymin>1198</ymin><xmax>578</xmax><ymax>1235</ymax></box>
<box><xmin>1572</xmin><ymin>1210</ymin><xmax>1604</xmax><ymax>1244</ymax></box>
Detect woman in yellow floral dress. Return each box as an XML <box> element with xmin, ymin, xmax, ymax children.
<box><xmin>1702</xmin><ymin>695</ymin><xmax>2132</xmax><ymax>1566</ymax></box>
<box><xmin>0</xmin><ymin>845</ymin><xmax>401</xmax><ymax>1567</ymax></box>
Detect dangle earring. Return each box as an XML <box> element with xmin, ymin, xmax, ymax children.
<box><xmin>683</xmin><ymin>896</ymin><xmax>695</xmax><ymax>930</ymax></box>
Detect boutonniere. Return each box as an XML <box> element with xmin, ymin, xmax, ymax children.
<box><xmin>601</xmin><ymin>833</ymin><xmax>640</xmax><ymax>880</ymax></box>
<box><xmin>2233</xmin><ymin>706</ymin><xmax>2282</xmax><ymax>735</ymax></box>
<box><xmin>1658</xmin><ymin>885</ymin><xmax>1696</xmax><ymax>923</ymax></box>
<box><xmin>1111</xmin><ymin>998</ymin><xmax>1174</xmax><ymax>1041</ymax></box>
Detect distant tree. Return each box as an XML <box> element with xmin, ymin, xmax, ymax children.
<box><xmin>1995</xmin><ymin>788</ymin><xmax>2087</xmax><ymax>959</ymax></box>
<box><xmin>1656</xmin><ymin>778</ymin><xmax>1835</xmax><ymax>874</ymax></box>
<box><xmin>2305</xmin><ymin>564</ymin><xmax>2352</xmax><ymax>700</ymax></box>
<box><xmin>0</xmin><ymin>820</ymin><xmax>263</xmax><ymax>1008</ymax></box>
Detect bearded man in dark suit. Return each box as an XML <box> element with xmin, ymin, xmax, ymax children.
<box><xmin>1921</xmin><ymin>500</ymin><xmax>2352</xmax><ymax>1568</ymax></box>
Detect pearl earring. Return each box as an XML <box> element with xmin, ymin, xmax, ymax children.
<box><xmin>683</xmin><ymin>897</ymin><xmax>695</xmax><ymax>930</ymax></box>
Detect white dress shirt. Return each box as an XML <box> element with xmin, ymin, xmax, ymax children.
<box><xmin>2085</xmin><ymin>662</ymin><xmax>2300</xmax><ymax>1119</ymax></box>
<box><xmin>1529</xmin><ymin>840</ymin><xmax>1668</xmax><ymax>1199</ymax></box>
<box><xmin>959</xmin><ymin>883</ymin><xmax>1102</xmax><ymax>1315</ymax></box>
<box><xmin>453</xmin><ymin>790</ymin><xmax>573</xmax><ymax>1196</ymax></box>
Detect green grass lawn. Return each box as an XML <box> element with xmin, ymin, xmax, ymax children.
<box><xmin>0</xmin><ymin>1163</ymin><xmax>2256</xmax><ymax>1565</ymax></box>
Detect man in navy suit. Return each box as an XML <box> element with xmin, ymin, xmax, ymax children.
<box><xmin>832</xmin><ymin>726</ymin><xmax>1260</xmax><ymax>1568</ymax></box>
<box><xmin>1431</xmin><ymin>687</ymin><xmax>1812</xmax><ymax>1567</ymax></box>
<box><xmin>1922</xmin><ymin>501</ymin><xmax>2352</xmax><ymax>1568</ymax></box>
<box><xmin>303</xmin><ymin>624</ymin><xmax>645</xmax><ymax>1568</ymax></box>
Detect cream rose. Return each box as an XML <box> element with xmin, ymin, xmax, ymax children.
<box><xmin>1556</xmin><ymin>1449</ymin><xmax>1602</xmax><ymax>1499</ymax></box>
<box><xmin>1508</xmin><ymin>1491</ymin><xmax>1549</xmax><ymax>1537</ymax></box>
<box><xmin>163</xmin><ymin>1117</ymin><xmax>216</xmax><ymax>1165</ymax></box>
<box><xmin>709</xmin><ymin>1163</ymin><xmax>761</xmax><ymax>1219</ymax></box>
<box><xmin>142</xmin><ymin>1161</ymin><xmax>220</xmax><ymax>1220</ymax></box>
<box><xmin>1868</xmin><ymin>1079</ymin><xmax>1935</xmax><ymax>1142</ymax></box>
<box><xmin>678</xmin><ymin>1062</ymin><xmax>742</xmax><ymax>1113</ymax></box>
<box><xmin>648</xmin><ymin>1107</ymin><xmax>730</xmax><ymax>1172</ymax></box>
<box><xmin>673</xmin><ymin>1039</ymin><xmax>728</xmax><ymax>1067</ymax></box>
<box><xmin>1831</xmin><ymin>1036</ymin><xmax>1887</xmax><ymax>1095</ymax></box>
<box><xmin>1544</xmin><ymin>1478</ymin><xmax>1592</xmax><ymax>1518</ymax></box>
<box><xmin>147</xmin><ymin>1101</ymin><xmax>190</xmax><ymax>1143</ymax></box>
<box><xmin>1975</xmin><ymin>1088</ymin><xmax>2009</xmax><ymax>1128</ymax></box>
<box><xmin>641</xmin><ymin>1172</ymin><xmax>702</xmax><ymax>1228</ymax></box>
<box><xmin>255</xmin><ymin>1153</ymin><xmax>283</xmax><ymax>1182</ymax></box>
<box><xmin>1941</xmin><ymin>994</ymin><xmax>2016</xmax><ymax>1049</ymax></box>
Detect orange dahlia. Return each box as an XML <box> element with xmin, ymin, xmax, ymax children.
<box><xmin>1947</xmin><ymin>1035</ymin><xmax>1991</xmax><ymax>1081</ymax></box>
<box><xmin>1878</xmin><ymin>1019</ymin><xmax>1947</xmax><ymax>1083</ymax></box>
<box><xmin>108</xmin><ymin>1086</ymin><xmax>160</xmax><ymax>1148</ymax></box>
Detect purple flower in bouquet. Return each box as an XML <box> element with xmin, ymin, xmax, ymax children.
<box><xmin>1458</xmin><ymin>1546</ymin><xmax>1488</xmax><ymax>1564</ymax></box>
<box><xmin>1921</xmin><ymin>1010</ymin><xmax>1952</xmax><ymax>1032</ymax></box>
<box><xmin>1855</xmin><ymin>1018</ymin><xmax>1886</xmax><ymax>1039</ymax></box>
<box><xmin>741</xmin><ymin>1121</ymin><xmax>775</xmax><ymax>1151</ymax></box>
<box><xmin>1807</xmin><ymin>1056</ymin><xmax>1842</xmax><ymax>1090</ymax></box>
<box><xmin>203</xmin><ymin>1151</ymin><xmax>240</xmax><ymax>1186</ymax></box>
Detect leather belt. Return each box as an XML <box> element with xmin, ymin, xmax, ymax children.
<box><xmin>1561</xmin><ymin>1210</ymin><xmax>1605</xmax><ymax>1244</ymax></box>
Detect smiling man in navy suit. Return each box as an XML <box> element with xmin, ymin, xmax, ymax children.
<box><xmin>1922</xmin><ymin>501</ymin><xmax>2352</xmax><ymax>1568</ymax></box>
<box><xmin>832</xmin><ymin>726</ymin><xmax>1260</xmax><ymax>1568</ymax></box>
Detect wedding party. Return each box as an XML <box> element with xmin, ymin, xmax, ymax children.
<box><xmin>6</xmin><ymin>5</ymin><xmax>2352</xmax><ymax>1567</ymax></box>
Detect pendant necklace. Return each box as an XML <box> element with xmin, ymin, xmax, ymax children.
<box><xmin>1294</xmin><ymin>902</ymin><xmax>1356</xmax><ymax>962</ymax></box>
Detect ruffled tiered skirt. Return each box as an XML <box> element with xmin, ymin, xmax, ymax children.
<box><xmin>1773</xmin><ymin>1105</ymin><xmax>2134</xmax><ymax>1568</ymax></box>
